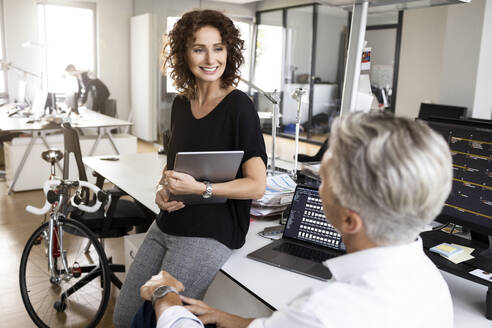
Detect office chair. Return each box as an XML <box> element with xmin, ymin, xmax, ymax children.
<box><xmin>418</xmin><ymin>103</ymin><xmax>467</xmax><ymax>120</ymax></box>
<box><xmin>62</xmin><ymin>122</ymin><xmax>155</xmax><ymax>288</ymax></box>
<box><xmin>298</xmin><ymin>137</ymin><xmax>329</xmax><ymax>163</ymax></box>
<box><xmin>104</xmin><ymin>98</ymin><xmax>117</xmax><ymax>118</ymax></box>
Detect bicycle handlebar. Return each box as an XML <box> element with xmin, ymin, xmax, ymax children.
<box><xmin>71</xmin><ymin>181</ymin><xmax>102</xmax><ymax>213</ymax></box>
<box><xmin>26</xmin><ymin>180</ymin><xmax>103</xmax><ymax>215</ymax></box>
<box><xmin>26</xmin><ymin>180</ymin><xmax>61</xmax><ymax>215</ymax></box>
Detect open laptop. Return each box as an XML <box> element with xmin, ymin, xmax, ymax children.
<box><xmin>247</xmin><ymin>185</ymin><xmax>346</xmax><ymax>281</ymax></box>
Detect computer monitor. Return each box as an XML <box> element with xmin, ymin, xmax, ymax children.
<box><xmin>17</xmin><ymin>80</ymin><xmax>27</xmax><ymax>103</ymax></box>
<box><xmin>418</xmin><ymin>103</ymin><xmax>467</xmax><ymax>120</ymax></box>
<box><xmin>31</xmin><ymin>89</ymin><xmax>48</xmax><ymax>118</ymax></box>
<box><xmin>423</xmin><ymin>117</ymin><xmax>492</xmax><ymax>245</ymax></box>
<box><xmin>64</xmin><ymin>91</ymin><xmax>79</xmax><ymax>115</ymax></box>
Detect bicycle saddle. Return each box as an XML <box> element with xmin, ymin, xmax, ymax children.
<box><xmin>41</xmin><ymin>149</ymin><xmax>64</xmax><ymax>164</ymax></box>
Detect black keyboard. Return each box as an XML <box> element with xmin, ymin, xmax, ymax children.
<box><xmin>274</xmin><ymin>242</ymin><xmax>334</xmax><ymax>262</ymax></box>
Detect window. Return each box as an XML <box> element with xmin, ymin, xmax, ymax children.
<box><xmin>165</xmin><ymin>16</ymin><xmax>180</xmax><ymax>94</ymax></box>
<box><xmin>254</xmin><ymin>23</ymin><xmax>283</xmax><ymax>92</ymax></box>
<box><xmin>234</xmin><ymin>20</ymin><xmax>252</xmax><ymax>92</ymax></box>
<box><xmin>37</xmin><ymin>3</ymin><xmax>96</xmax><ymax>92</ymax></box>
<box><xmin>164</xmin><ymin>16</ymin><xmax>253</xmax><ymax>94</ymax></box>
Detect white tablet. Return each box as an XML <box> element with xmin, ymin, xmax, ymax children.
<box><xmin>169</xmin><ymin>151</ymin><xmax>244</xmax><ymax>205</ymax></box>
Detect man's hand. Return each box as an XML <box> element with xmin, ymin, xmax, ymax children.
<box><xmin>155</xmin><ymin>184</ymin><xmax>185</xmax><ymax>212</ymax></box>
<box><xmin>181</xmin><ymin>295</ymin><xmax>254</xmax><ymax>328</ymax></box>
<box><xmin>140</xmin><ymin>271</ymin><xmax>185</xmax><ymax>301</ymax></box>
<box><xmin>140</xmin><ymin>271</ymin><xmax>185</xmax><ymax>318</ymax></box>
<box><xmin>164</xmin><ymin>171</ymin><xmax>205</xmax><ymax>195</ymax></box>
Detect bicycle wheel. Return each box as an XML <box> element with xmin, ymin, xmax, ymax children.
<box><xmin>19</xmin><ymin>218</ymin><xmax>111</xmax><ymax>328</ymax></box>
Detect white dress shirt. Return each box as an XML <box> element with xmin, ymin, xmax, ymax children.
<box><xmin>157</xmin><ymin>238</ymin><xmax>453</xmax><ymax>328</ymax></box>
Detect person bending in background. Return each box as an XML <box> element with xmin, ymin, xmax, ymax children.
<box><xmin>138</xmin><ymin>112</ymin><xmax>454</xmax><ymax>328</ymax></box>
<box><xmin>65</xmin><ymin>64</ymin><xmax>110</xmax><ymax>114</ymax></box>
<box><xmin>113</xmin><ymin>9</ymin><xmax>267</xmax><ymax>327</ymax></box>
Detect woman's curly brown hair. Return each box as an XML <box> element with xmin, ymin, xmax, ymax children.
<box><xmin>161</xmin><ymin>9</ymin><xmax>245</xmax><ymax>99</ymax></box>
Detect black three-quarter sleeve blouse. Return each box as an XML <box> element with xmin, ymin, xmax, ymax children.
<box><xmin>156</xmin><ymin>89</ymin><xmax>267</xmax><ymax>249</ymax></box>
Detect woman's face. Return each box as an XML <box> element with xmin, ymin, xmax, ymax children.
<box><xmin>187</xmin><ymin>26</ymin><xmax>227</xmax><ymax>84</ymax></box>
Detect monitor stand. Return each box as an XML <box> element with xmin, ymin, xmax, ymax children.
<box><xmin>421</xmin><ymin>229</ymin><xmax>492</xmax><ymax>320</ymax></box>
<box><xmin>471</xmin><ymin>232</ymin><xmax>492</xmax><ymax>257</ymax></box>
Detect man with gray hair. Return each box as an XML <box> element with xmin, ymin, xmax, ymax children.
<box><xmin>137</xmin><ymin>112</ymin><xmax>454</xmax><ymax>328</ymax></box>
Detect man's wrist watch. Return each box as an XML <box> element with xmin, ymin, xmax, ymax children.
<box><xmin>202</xmin><ymin>181</ymin><xmax>213</xmax><ymax>199</ymax></box>
<box><xmin>151</xmin><ymin>285</ymin><xmax>179</xmax><ymax>308</ymax></box>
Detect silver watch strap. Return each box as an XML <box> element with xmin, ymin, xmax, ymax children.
<box><xmin>151</xmin><ymin>285</ymin><xmax>179</xmax><ymax>307</ymax></box>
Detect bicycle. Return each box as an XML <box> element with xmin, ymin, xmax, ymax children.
<box><xmin>19</xmin><ymin>149</ymin><xmax>112</xmax><ymax>328</ymax></box>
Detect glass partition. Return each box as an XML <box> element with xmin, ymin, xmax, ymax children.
<box><xmin>364</xmin><ymin>11</ymin><xmax>402</xmax><ymax>112</ymax></box>
<box><xmin>282</xmin><ymin>5</ymin><xmax>314</xmax><ymax>138</ymax></box>
<box><xmin>366</xmin><ymin>27</ymin><xmax>397</xmax><ymax>108</ymax></box>
<box><xmin>253</xmin><ymin>4</ymin><xmax>349</xmax><ymax>143</ymax></box>
<box><xmin>253</xmin><ymin>5</ymin><xmax>403</xmax><ymax>143</ymax></box>
<box><xmin>254</xmin><ymin>10</ymin><xmax>284</xmax><ymax>123</ymax></box>
<box><xmin>309</xmin><ymin>5</ymin><xmax>348</xmax><ymax>142</ymax></box>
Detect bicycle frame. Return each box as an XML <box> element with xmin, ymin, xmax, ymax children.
<box><xmin>47</xmin><ymin>197</ymin><xmax>72</xmax><ymax>283</ymax></box>
<box><xmin>27</xmin><ymin>179</ymin><xmax>105</xmax><ymax>284</ymax></box>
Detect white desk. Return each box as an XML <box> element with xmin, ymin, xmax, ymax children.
<box><xmin>1</xmin><ymin>107</ymin><xmax>132</xmax><ymax>194</ymax></box>
<box><xmin>83</xmin><ymin>152</ymin><xmax>492</xmax><ymax>326</ymax></box>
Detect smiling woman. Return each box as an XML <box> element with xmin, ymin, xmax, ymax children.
<box><xmin>163</xmin><ymin>9</ymin><xmax>245</xmax><ymax>99</ymax></box>
<box><xmin>186</xmin><ymin>26</ymin><xmax>228</xmax><ymax>86</ymax></box>
<box><xmin>112</xmin><ymin>9</ymin><xmax>267</xmax><ymax>328</ymax></box>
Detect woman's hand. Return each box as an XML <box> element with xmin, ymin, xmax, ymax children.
<box><xmin>155</xmin><ymin>184</ymin><xmax>185</xmax><ymax>212</ymax></box>
<box><xmin>164</xmin><ymin>170</ymin><xmax>205</xmax><ymax>195</ymax></box>
<box><xmin>181</xmin><ymin>295</ymin><xmax>254</xmax><ymax>328</ymax></box>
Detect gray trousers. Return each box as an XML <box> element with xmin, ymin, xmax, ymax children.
<box><xmin>113</xmin><ymin>221</ymin><xmax>232</xmax><ymax>328</ymax></box>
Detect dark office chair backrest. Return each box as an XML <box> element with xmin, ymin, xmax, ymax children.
<box><xmin>63</xmin><ymin>122</ymin><xmax>88</xmax><ymax>182</ymax></box>
<box><xmin>103</xmin><ymin>98</ymin><xmax>117</xmax><ymax>117</ymax></box>
<box><xmin>61</xmin><ymin>122</ymin><xmax>153</xmax><ymax>236</ymax></box>
<box><xmin>418</xmin><ymin>103</ymin><xmax>467</xmax><ymax>120</ymax></box>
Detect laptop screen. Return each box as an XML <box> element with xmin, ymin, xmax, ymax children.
<box><xmin>284</xmin><ymin>185</ymin><xmax>345</xmax><ymax>251</ymax></box>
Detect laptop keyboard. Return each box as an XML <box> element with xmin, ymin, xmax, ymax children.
<box><xmin>274</xmin><ymin>242</ymin><xmax>335</xmax><ymax>263</ymax></box>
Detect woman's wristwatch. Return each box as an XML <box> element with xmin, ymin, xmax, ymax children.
<box><xmin>151</xmin><ymin>285</ymin><xmax>179</xmax><ymax>307</ymax></box>
<box><xmin>202</xmin><ymin>181</ymin><xmax>213</xmax><ymax>199</ymax></box>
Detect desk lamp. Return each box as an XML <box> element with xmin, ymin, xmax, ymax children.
<box><xmin>0</xmin><ymin>61</ymin><xmax>42</xmax><ymax>80</ymax></box>
<box><xmin>291</xmin><ymin>88</ymin><xmax>306</xmax><ymax>178</ymax></box>
<box><xmin>240</xmin><ymin>78</ymin><xmax>281</xmax><ymax>175</ymax></box>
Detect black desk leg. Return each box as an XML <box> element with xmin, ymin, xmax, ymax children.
<box><xmin>487</xmin><ymin>286</ymin><xmax>492</xmax><ymax>320</ymax></box>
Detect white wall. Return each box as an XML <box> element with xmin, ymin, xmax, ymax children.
<box><xmin>473</xmin><ymin>0</ymin><xmax>492</xmax><ymax>120</ymax></box>
<box><xmin>97</xmin><ymin>0</ymin><xmax>132</xmax><ymax>121</ymax></box>
<box><xmin>3</xmin><ymin>0</ymin><xmax>132</xmax><ymax>121</ymax></box>
<box><xmin>396</xmin><ymin>0</ymin><xmax>491</xmax><ymax>120</ymax></box>
<box><xmin>439</xmin><ymin>0</ymin><xmax>484</xmax><ymax>112</ymax></box>
<box><xmin>395</xmin><ymin>6</ymin><xmax>447</xmax><ymax>119</ymax></box>
<box><xmin>3</xmin><ymin>0</ymin><xmax>40</xmax><ymax>101</ymax></box>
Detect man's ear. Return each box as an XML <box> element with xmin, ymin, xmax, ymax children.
<box><xmin>340</xmin><ymin>209</ymin><xmax>364</xmax><ymax>235</ymax></box>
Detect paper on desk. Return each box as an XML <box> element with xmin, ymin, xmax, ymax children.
<box><xmin>441</xmin><ymin>244</ymin><xmax>475</xmax><ymax>264</ymax></box>
<box><xmin>266</xmin><ymin>173</ymin><xmax>296</xmax><ymax>192</ymax></box>
<box><xmin>469</xmin><ymin>269</ymin><xmax>492</xmax><ymax>282</ymax></box>
<box><xmin>255</xmin><ymin>174</ymin><xmax>296</xmax><ymax>205</ymax></box>
<box><xmin>250</xmin><ymin>206</ymin><xmax>286</xmax><ymax>217</ymax></box>
<box><xmin>251</xmin><ymin>174</ymin><xmax>295</xmax><ymax>217</ymax></box>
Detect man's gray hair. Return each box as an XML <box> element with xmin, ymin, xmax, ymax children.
<box><xmin>324</xmin><ymin>112</ymin><xmax>453</xmax><ymax>245</ymax></box>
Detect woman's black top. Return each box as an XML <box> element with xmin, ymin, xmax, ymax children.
<box><xmin>156</xmin><ymin>89</ymin><xmax>267</xmax><ymax>249</ymax></box>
